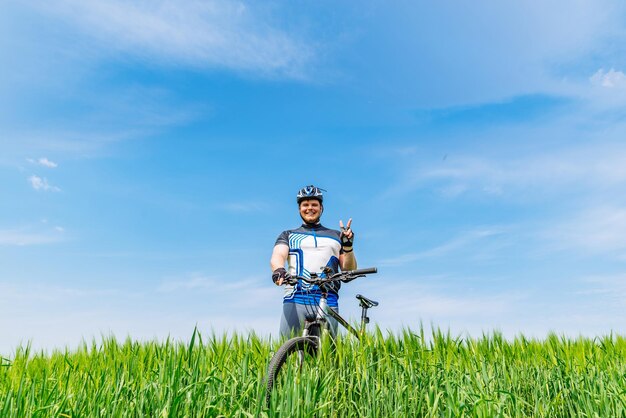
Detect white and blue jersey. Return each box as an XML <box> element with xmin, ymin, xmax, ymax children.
<box><xmin>275</xmin><ymin>223</ymin><xmax>342</xmax><ymax>307</ymax></box>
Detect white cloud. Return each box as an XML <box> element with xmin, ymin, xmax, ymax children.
<box><xmin>27</xmin><ymin>157</ymin><xmax>58</xmax><ymax>168</ymax></box>
<box><xmin>379</xmin><ymin>228</ymin><xmax>507</xmax><ymax>266</ymax></box>
<box><xmin>0</xmin><ymin>228</ymin><xmax>64</xmax><ymax>246</ymax></box>
<box><xmin>337</xmin><ymin>274</ymin><xmax>529</xmax><ymax>338</ymax></box>
<box><xmin>157</xmin><ymin>274</ymin><xmax>275</xmax><ymax>298</ymax></box>
<box><xmin>38</xmin><ymin>157</ymin><xmax>57</xmax><ymax>167</ymax></box>
<box><xmin>7</xmin><ymin>128</ymin><xmax>158</xmax><ymax>160</ymax></box>
<box><xmin>340</xmin><ymin>271</ymin><xmax>626</xmax><ymax>339</ymax></box>
<box><xmin>0</xmin><ymin>276</ymin><xmax>282</xmax><ymax>352</ymax></box>
<box><xmin>157</xmin><ymin>275</ymin><xmax>219</xmax><ymax>292</ymax></box>
<box><xmin>385</xmin><ymin>141</ymin><xmax>626</xmax><ymax>200</ymax></box>
<box><xmin>578</xmin><ymin>274</ymin><xmax>626</xmax><ymax>304</ymax></box>
<box><xmin>584</xmin><ymin>68</ymin><xmax>626</xmax><ymax>107</ymax></box>
<box><xmin>545</xmin><ymin>206</ymin><xmax>626</xmax><ymax>256</ymax></box>
<box><xmin>28</xmin><ymin>175</ymin><xmax>60</xmax><ymax>192</ymax></box>
<box><xmin>34</xmin><ymin>0</ymin><xmax>313</xmax><ymax>78</ymax></box>
<box><xmin>0</xmin><ymin>84</ymin><xmax>211</xmax><ymax>162</ymax></box>
<box><xmin>590</xmin><ymin>68</ymin><xmax>626</xmax><ymax>89</ymax></box>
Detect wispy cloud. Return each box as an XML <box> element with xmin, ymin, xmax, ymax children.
<box><xmin>0</xmin><ymin>282</ymin><xmax>119</xmax><ymax>303</ymax></box>
<box><xmin>157</xmin><ymin>274</ymin><xmax>272</xmax><ymax>296</ymax></box>
<box><xmin>0</xmin><ymin>275</ymin><xmax>281</xmax><ymax>352</ymax></box>
<box><xmin>27</xmin><ymin>157</ymin><xmax>58</xmax><ymax>168</ymax></box>
<box><xmin>384</xmin><ymin>140</ymin><xmax>626</xmax><ymax>200</ymax></box>
<box><xmin>590</xmin><ymin>68</ymin><xmax>626</xmax><ymax>89</ymax></box>
<box><xmin>545</xmin><ymin>206</ymin><xmax>626</xmax><ymax>258</ymax></box>
<box><xmin>578</xmin><ymin>274</ymin><xmax>626</xmax><ymax>305</ymax></box>
<box><xmin>6</xmin><ymin>128</ymin><xmax>154</xmax><ymax>160</ymax></box>
<box><xmin>347</xmin><ymin>271</ymin><xmax>626</xmax><ymax>338</ymax></box>
<box><xmin>28</xmin><ymin>175</ymin><xmax>60</xmax><ymax>192</ymax></box>
<box><xmin>157</xmin><ymin>275</ymin><xmax>219</xmax><ymax>292</ymax></box>
<box><xmin>347</xmin><ymin>275</ymin><xmax>527</xmax><ymax>336</ymax></box>
<box><xmin>579</xmin><ymin>67</ymin><xmax>626</xmax><ymax>108</ymax></box>
<box><xmin>34</xmin><ymin>0</ymin><xmax>313</xmax><ymax>78</ymax></box>
<box><xmin>385</xmin><ymin>289</ymin><xmax>514</xmax><ymax>319</ymax></box>
<box><xmin>379</xmin><ymin>228</ymin><xmax>507</xmax><ymax>266</ymax></box>
<box><xmin>0</xmin><ymin>228</ymin><xmax>64</xmax><ymax>246</ymax></box>
<box><xmin>2</xmin><ymin>84</ymin><xmax>210</xmax><ymax>161</ymax></box>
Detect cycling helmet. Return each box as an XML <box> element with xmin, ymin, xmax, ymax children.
<box><xmin>296</xmin><ymin>185</ymin><xmax>325</xmax><ymax>204</ymax></box>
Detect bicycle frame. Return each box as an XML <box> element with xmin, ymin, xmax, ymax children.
<box><xmin>301</xmin><ymin>290</ymin><xmax>370</xmax><ymax>340</ymax></box>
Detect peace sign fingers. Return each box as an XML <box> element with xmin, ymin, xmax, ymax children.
<box><xmin>339</xmin><ymin>218</ymin><xmax>352</xmax><ymax>234</ymax></box>
<box><xmin>339</xmin><ymin>218</ymin><xmax>355</xmax><ymax>249</ymax></box>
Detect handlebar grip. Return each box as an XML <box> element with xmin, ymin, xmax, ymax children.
<box><xmin>350</xmin><ymin>267</ymin><xmax>377</xmax><ymax>275</ymax></box>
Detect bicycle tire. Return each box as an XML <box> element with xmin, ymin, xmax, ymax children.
<box><xmin>265</xmin><ymin>336</ymin><xmax>318</xmax><ymax>407</ymax></box>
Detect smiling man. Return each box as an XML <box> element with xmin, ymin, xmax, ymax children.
<box><xmin>270</xmin><ymin>185</ymin><xmax>356</xmax><ymax>338</ymax></box>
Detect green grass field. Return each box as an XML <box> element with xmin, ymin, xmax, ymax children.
<box><xmin>1</xmin><ymin>328</ymin><xmax>626</xmax><ymax>417</ymax></box>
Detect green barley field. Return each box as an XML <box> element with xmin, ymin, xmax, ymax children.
<box><xmin>1</xmin><ymin>328</ymin><xmax>626</xmax><ymax>417</ymax></box>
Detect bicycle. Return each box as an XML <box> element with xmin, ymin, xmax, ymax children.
<box><xmin>264</xmin><ymin>267</ymin><xmax>379</xmax><ymax>406</ymax></box>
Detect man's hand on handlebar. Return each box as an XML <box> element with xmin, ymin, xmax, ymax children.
<box><xmin>272</xmin><ymin>268</ymin><xmax>288</xmax><ymax>286</ymax></box>
<box><xmin>272</xmin><ymin>268</ymin><xmax>298</xmax><ymax>286</ymax></box>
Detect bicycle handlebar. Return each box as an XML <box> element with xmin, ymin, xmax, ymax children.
<box><xmin>348</xmin><ymin>267</ymin><xmax>378</xmax><ymax>275</ymax></box>
<box><xmin>286</xmin><ymin>267</ymin><xmax>377</xmax><ymax>286</ymax></box>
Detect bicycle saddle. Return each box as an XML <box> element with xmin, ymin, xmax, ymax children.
<box><xmin>356</xmin><ymin>294</ymin><xmax>379</xmax><ymax>308</ymax></box>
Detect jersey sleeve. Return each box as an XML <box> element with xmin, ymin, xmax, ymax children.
<box><xmin>275</xmin><ymin>230</ymin><xmax>289</xmax><ymax>246</ymax></box>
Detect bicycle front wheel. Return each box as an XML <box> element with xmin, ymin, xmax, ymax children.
<box><xmin>264</xmin><ymin>336</ymin><xmax>318</xmax><ymax>407</ymax></box>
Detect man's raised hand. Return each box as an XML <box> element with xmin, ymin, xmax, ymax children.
<box><xmin>339</xmin><ymin>218</ymin><xmax>354</xmax><ymax>251</ymax></box>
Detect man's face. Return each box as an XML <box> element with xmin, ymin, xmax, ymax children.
<box><xmin>299</xmin><ymin>199</ymin><xmax>322</xmax><ymax>224</ymax></box>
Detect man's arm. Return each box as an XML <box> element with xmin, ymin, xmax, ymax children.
<box><xmin>270</xmin><ymin>244</ymin><xmax>289</xmax><ymax>285</ymax></box>
<box><xmin>339</xmin><ymin>249</ymin><xmax>357</xmax><ymax>271</ymax></box>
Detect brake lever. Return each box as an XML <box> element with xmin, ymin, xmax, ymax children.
<box><xmin>321</xmin><ymin>266</ymin><xmax>334</xmax><ymax>277</ymax></box>
<box><xmin>341</xmin><ymin>274</ymin><xmax>365</xmax><ymax>283</ymax></box>
<box><xmin>285</xmin><ymin>275</ymin><xmax>299</xmax><ymax>286</ymax></box>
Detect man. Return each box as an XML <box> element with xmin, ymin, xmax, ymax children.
<box><xmin>270</xmin><ymin>185</ymin><xmax>356</xmax><ymax>338</ymax></box>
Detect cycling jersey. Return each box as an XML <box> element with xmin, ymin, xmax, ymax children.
<box><xmin>275</xmin><ymin>223</ymin><xmax>342</xmax><ymax>307</ymax></box>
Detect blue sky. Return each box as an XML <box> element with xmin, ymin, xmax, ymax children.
<box><xmin>3</xmin><ymin>0</ymin><xmax>626</xmax><ymax>353</ymax></box>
